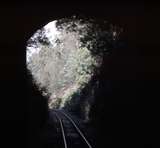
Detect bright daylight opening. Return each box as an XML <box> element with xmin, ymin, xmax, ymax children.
<box><xmin>26</xmin><ymin>17</ymin><xmax>117</xmax><ymax>120</ymax></box>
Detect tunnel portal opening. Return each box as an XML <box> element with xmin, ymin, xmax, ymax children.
<box><xmin>26</xmin><ymin>16</ymin><xmax>119</xmax><ymax>121</ymax></box>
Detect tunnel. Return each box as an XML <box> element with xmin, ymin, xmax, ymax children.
<box><xmin>0</xmin><ymin>2</ymin><xmax>156</xmax><ymax>148</ymax></box>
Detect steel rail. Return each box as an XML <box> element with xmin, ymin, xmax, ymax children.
<box><xmin>54</xmin><ymin>112</ymin><xmax>68</xmax><ymax>148</ymax></box>
<box><xmin>58</xmin><ymin>110</ymin><xmax>92</xmax><ymax>148</ymax></box>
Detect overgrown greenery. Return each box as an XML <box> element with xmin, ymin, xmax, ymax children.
<box><xmin>27</xmin><ymin>17</ymin><xmax>122</xmax><ymax>121</ymax></box>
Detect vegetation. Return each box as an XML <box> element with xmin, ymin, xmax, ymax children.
<box><xmin>26</xmin><ymin>17</ymin><xmax>121</xmax><ymax>121</ymax></box>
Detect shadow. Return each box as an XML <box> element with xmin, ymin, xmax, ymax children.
<box><xmin>1</xmin><ymin>2</ymin><xmax>157</xmax><ymax>148</ymax></box>
<box><xmin>26</xmin><ymin>70</ymin><xmax>49</xmax><ymax>147</ymax></box>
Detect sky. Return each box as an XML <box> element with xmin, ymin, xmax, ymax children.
<box><xmin>27</xmin><ymin>20</ymin><xmax>61</xmax><ymax>62</ymax></box>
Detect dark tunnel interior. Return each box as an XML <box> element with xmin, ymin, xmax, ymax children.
<box><xmin>0</xmin><ymin>1</ymin><xmax>158</xmax><ymax>148</ymax></box>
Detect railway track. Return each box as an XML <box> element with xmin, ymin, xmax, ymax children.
<box><xmin>52</xmin><ymin>109</ymin><xmax>92</xmax><ymax>148</ymax></box>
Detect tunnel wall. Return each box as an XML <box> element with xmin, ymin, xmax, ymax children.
<box><xmin>0</xmin><ymin>2</ymin><xmax>157</xmax><ymax>148</ymax></box>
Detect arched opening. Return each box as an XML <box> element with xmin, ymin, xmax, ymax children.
<box><xmin>26</xmin><ymin>16</ymin><xmax>120</xmax><ymax>121</ymax></box>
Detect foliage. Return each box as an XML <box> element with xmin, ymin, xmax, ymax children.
<box><xmin>26</xmin><ymin>17</ymin><xmax>122</xmax><ymax>121</ymax></box>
